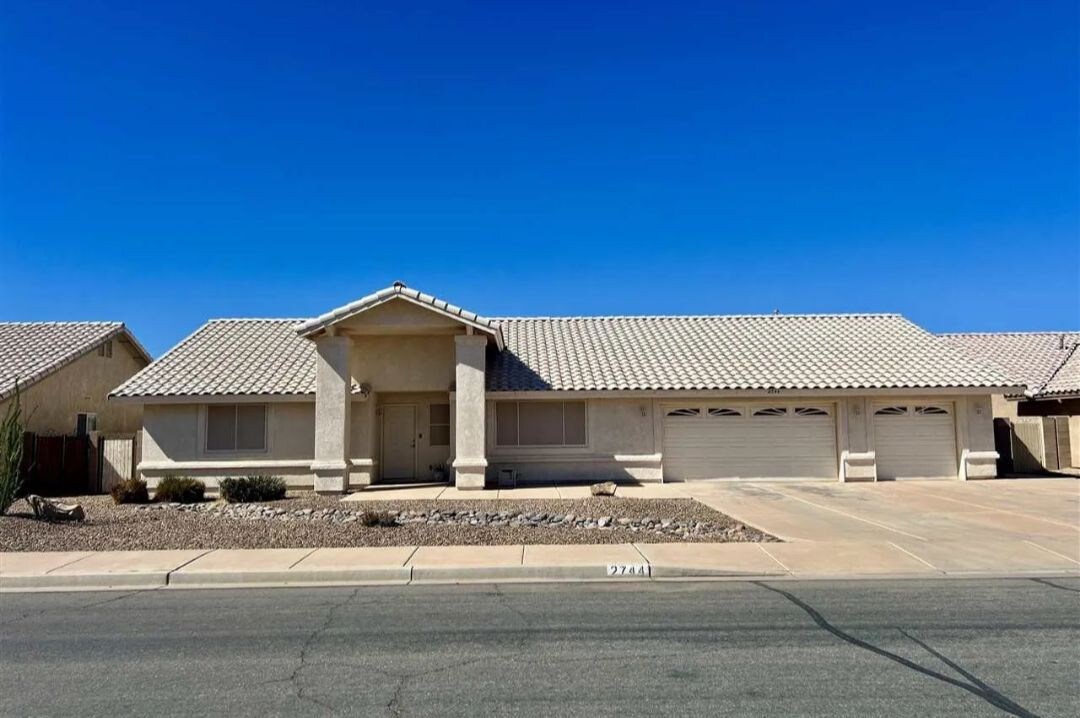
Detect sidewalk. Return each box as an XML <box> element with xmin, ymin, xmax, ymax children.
<box><xmin>3</xmin><ymin>537</ymin><xmax>1077</xmax><ymax>592</ymax></box>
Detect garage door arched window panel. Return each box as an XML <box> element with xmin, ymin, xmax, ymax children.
<box><xmin>707</xmin><ymin>407</ymin><xmax>742</xmax><ymax>418</ymax></box>
<box><xmin>914</xmin><ymin>406</ymin><xmax>949</xmax><ymax>415</ymax></box>
<box><xmin>794</xmin><ymin>407</ymin><xmax>830</xmax><ymax>417</ymax></box>
<box><xmin>874</xmin><ymin>406</ymin><xmax>908</xmax><ymax>416</ymax></box>
<box><xmin>666</xmin><ymin>408</ymin><xmax>701</xmax><ymax>417</ymax></box>
<box><xmin>752</xmin><ymin>407</ymin><xmax>788</xmax><ymax>417</ymax></box>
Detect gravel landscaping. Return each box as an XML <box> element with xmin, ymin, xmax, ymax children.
<box><xmin>0</xmin><ymin>493</ymin><xmax>776</xmax><ymax>551</ymax></box>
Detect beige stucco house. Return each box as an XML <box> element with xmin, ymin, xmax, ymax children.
<box><xmin>111</xmin><ymin>283</ymin><xmax>1017</xmax><ymax>492</ymax></box>
<box><xmin>942</xmin><ymin>332</ymin><xmax>1080</xmax><ymax>470</ymax></box>
<box><xmin>0</xmin><ymin>322</ymin><xmax>151</xmax><ymax>436</ymax></box>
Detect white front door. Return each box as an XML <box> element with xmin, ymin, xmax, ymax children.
<box><xmin>382</xmin><ymin>405</ymin><xmax>416</xmax><ymax>481</ymax></box>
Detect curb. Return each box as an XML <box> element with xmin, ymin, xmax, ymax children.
<box><xmin>2</xmin><ymin>565</ymin><xmax>1077</xmax><ymax>593</ymax></box>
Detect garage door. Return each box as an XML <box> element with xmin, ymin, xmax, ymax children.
<box><xmin>873</xmin><ymin>404</ymin><xmax>957</xmax><ymax>479</ymax></box>
<box><xmin>663</xmin><ymin>404</ymin><xmax>837</xmax><ymax>480</ymax></box>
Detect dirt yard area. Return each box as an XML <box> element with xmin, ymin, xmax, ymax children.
<box><xmin>0</xmin><ymin>493</ymin><xmax>775</xmax><ymax>551</ymax></box>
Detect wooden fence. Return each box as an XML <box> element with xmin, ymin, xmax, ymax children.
<box><xmin>20</xmin><ymin>433</ymin><xmax>91</xmax><ymax>496</ymax></box>
<box><xmin>99</xmin><ymin>435</ymin><xmax>139</xmax><ymax>493</ymax></box>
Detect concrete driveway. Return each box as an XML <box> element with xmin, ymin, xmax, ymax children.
<box><xmin>684</xmin><ymin>478</ymin><xmax>1079</xmax><ymax>576</ymax></box>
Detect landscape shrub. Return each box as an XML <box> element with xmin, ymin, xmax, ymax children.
<box><xmin>219</xmin><ymin>475</ymin><xmax>287</xmax><ymax>503</ymax></box>
<box><xmin>0</xmin><ymin>384</ymin><xmax>25</xmax><ymax>515</ymax></box>
<box><xmin>155</xmin><ymin>476</ymin><xmax>206</xmax><ymax>503</ymax></box>
<box><xmin>110</xmin><ymin>478</ymin><xmax>149</xmax><ymax>504</ymax></box>
<box><xmin>358</xmin><ymin>511</ymin><xmax>397</xmax><ymax>527</ymax></box>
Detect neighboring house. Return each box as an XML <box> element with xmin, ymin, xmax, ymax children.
<box><xmin>110</xmin><ymin>283</ymin><xmax>1016</xmax><ymax>492</ymax></box>
<box><xmin>0</xmin><ymin>322</ymin><xmax>151</xmax><ymax>436</ymax></box>
<box><xmin>941</xmin><ymin>332</ymin><xmax>1080</xmax><ymax>471</ymax></box>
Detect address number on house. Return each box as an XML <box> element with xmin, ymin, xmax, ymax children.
<box><xmin>607</xmin><ymin>564</ymin><xmax>650</xmax><ymax>577</ymax></box>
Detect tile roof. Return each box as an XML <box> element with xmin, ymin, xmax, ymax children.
<box><xmin>110</xmin><ymin>320</ymin><xmax>364</xmax><ymax>399</ymax></box>
<box><xmin>0</xmin><ymin>322</ymin><xmax>150</xmax><ymax>401</ymax></box>
<box><xmin>114</xmin><ymin>312</ymin><xmax>1016</xmax><ymax>399</ymax></box>
<box><xmin>941</xmin><ymin>332</ymin><xmax>1080</xmax><ymax>399</ymax></box>
<box><xmin>295</xmin><ymin>283</ymin><xmax>504</xmax><ymax>349</ymax></box>
<box><xmin>488</xmin><ymin>314</ymin><xmax>1015</xmax><ymax>391</ymax></box>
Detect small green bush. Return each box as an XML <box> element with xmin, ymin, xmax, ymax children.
<box><xmin>111</xmin><ymin>478</ymin><xmax>149</xmax><ymax>504</ymax></box>
<box><xmin>155</xmin><ymin>476</ymin><xmax>205</xmax><ymax>503</ymax></box>
<box><xmin>358</xmin><ymin>511</ymin><xmax>397</xmax><ymax>528</ymax></box>
<box><xmin>219</xmin><ymin>475</ymin><xmax>287</xmax><ymax>503</ymax></box>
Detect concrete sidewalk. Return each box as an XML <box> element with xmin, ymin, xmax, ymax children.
<box><xmin>3</xmin><ymin>536</ymin><xmax>1076</xmax><ymax>592</ymax></box>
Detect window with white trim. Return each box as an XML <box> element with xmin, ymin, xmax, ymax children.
<box><xmin>495</xmin><ymin>401</ymin><xmax>587</xmax><ymax>446</ymax></box>
<box><xmin>874</xmin><ymin>406</ymin><xmax>907</xmax><ymax>416</ymax></box>
<box><xmin>707</xmin><ymin>407</ymin><xmax>742</xmax><ymax>417</ymax></box>
<box><xmin>429</xmin><ymin>403</ymin><xmax>450</xmax><ymax>446</ymax></box>
<box><xmin>794</xmin><ymin>407</ymin><xmax>830</xmax><ymax>417</ymax></box>
<box><xmin>666</xmin><ymin>408</ymin><xmax>701</xmax><ymax>417</ymax></box>
<box><xmin>914</xmin><ymin>406</ymin><xmax>949</xmax><ymax>415</ymax></box>
<box><xmin>206</xmin><ymin>404</ymin><xmax>267</xmax><ymax>452</ymax></box>
<box><xmin>752</xmin><ymin>407</ymin><xmax>788</xmax><ymax>417</ymax></box>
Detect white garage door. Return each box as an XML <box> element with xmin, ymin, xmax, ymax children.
<box><xmin>663</xmin><ymin>404</ymin><xmax>837</xmax><ymax>480</ymax></box>
<box><xmin>873</xmin><ymin>404</ymin><xmax>957</xmax><ymax>479</ymax></box>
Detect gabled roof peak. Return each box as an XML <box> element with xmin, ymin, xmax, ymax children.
<box><xmin>294</xmin><ymin>284</ymin><xmax>505</xmax><ymax>349</ymax></box>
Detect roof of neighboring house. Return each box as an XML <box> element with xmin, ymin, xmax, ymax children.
<box><xmin>110</xmin><ymin>319</ymin><xmax>364</xmax><ymax>399</ymax></box>
<box><xmin>941</xmin><ymin>332</ymin><xmax>1080</xmax><ymax>400</ymax></box>
<box><xmin>0</xmin><ymin>321</ymin><xmax>151</xmax><ymax>401</ymax></box>
<box><xmin>295</xmin><ymin>282</ymin><xmax>504</xmax><ymax>349</ymax></box>
<box><xmin>113</xmin><ymin>311</ymin><xmax>1016</xmax><ymax>399</ymax></box>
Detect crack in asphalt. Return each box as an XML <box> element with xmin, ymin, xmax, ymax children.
<box><xmin>268</xmin><ymin>587</ymin><xmax>364</xmax><ymax>715</ymax></box>
<box><xmin>0</xmin><ymin>588</ymin><xmax>149</xmax><ymax>628</ymax></box>
<box><xmin>382</xmin><ymin>584</ymin><xmax>535</xmax><ymax>716</ymax></box>
<box><xmin>753</xmin><ymin>581</ymin><xmax>1040</xmax><ymax>718</ymax></box>
<box><xmin>1028</xmin><ymin>578</ymin><xmax>1080</xmax><ymax>594</ymax></box>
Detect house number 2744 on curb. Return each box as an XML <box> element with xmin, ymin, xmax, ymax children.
<box><xmin>607</xmin><ymin>564</ymin><xmax>650</xmax><ymax>577</ymax></box>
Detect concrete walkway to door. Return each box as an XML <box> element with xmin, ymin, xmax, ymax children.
<box><xmin>682</xmin><ymin>477</ymin><xmax>1079</xmax><ymax>575</ymax></box>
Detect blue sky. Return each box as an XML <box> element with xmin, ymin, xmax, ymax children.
<box><xmin>1</xmin><ymin>1</ymin><xmax>1077</xmax><ymax>357</ymax></box>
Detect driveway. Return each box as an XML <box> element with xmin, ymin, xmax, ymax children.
<box><xmin>683</xmin><ymin>478</ymin><xmax>1080</xmax><ymax>575</ymax></box>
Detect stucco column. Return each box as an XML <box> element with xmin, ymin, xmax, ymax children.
<box><xmin>452</xmin><ymin>334</ymin><xmax>487</xmax><ymax>489</ymax></box>
<box><xmin>312</xmin><ymin>334</ymin><xmax>352</xmax><ymax>493</ymax></box>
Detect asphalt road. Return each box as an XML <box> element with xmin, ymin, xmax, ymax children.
<box><xmin>1</xmin><ymin>578</ymin><xmax>1077</xmax><ymax>717</ymax></box>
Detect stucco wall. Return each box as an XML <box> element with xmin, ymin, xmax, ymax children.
<box><xmin>351</xmin><ymin>335</ymin><xmax>457</xmax><ymax>393</ymax></box>
<box><xmin>138</xmin><ymin>391</ymin><xmax>1001</xmax><ymax>488</ymax></box>
<box><xmin>486</xmin><ymin>398</ymin><xmax>660</xmax><ymax>484</ymax></box>
<box><xmin>1</xmin><ymin>338</ymin><xmax>146</xmax><ymax>435</ymax></box>
<box><xmin>140</xmin><ymin>401</ymin><xmax>318</xmax><ymax>489</ymax></box>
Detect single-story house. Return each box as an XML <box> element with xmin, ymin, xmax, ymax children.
<box><xmin>1</xmin><ymin>322</ymin><xmax>151</xmax><ymax>436</ymax></box>
<box><xmin>941</xmin><ymin>332</ymin><xmax>1080</xmax><ymax>471</ymax></box>
<box><xmin>110</xmin><ymin>283</ymin><xmax>1016</xmax><ymax>492</ymax></box>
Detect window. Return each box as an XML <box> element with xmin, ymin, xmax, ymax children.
<box><xmin>75</xmin><ymin>413</ymin><xmax>97</xmax><ymax>436</ymax></box>
<box><xmin>753</xmin><ymin>407</ymin><xmax>788</xmax><ymax>417</ymax></box>
<box><xmin>429</xmin><ymin>403</ymin><xmax>450</xmax><ymax>446</ymax></box>
<box><xmin>794</xmin><ymin>407</ymin><xmax>829</xmax><ymax>417</ymax></box>
<box><xmin>206</xmin><ymin>404</ymin><xmax>267</xmax><ymax>451</ymax></box>
<box><xmin>666</xmin><ymin>408</ymin><xmax>701</xmax><ymax>417</ymax></box>
<box><xmin>915</xmin><ymin>406</ymin><xmax>949</xmax><ymax>416</ymax></box>
<box><xmin>97</xmin><ymin>341</ymin><xmax>113</xmax><ymax>358</ymax></box>
<box><xmin>874</xmin><ymin>406</ymin><xmax>908</xmax><ymax>416</ymax></box>
<box><xmin>707</xmin><ymin>407</ymin><xmax>742</xmax><ymax>417</ymax></box>
<box><xmin>495</xmin><ymin>401</ymin><xmax>587</xmax><ymax>446</ymax></box>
